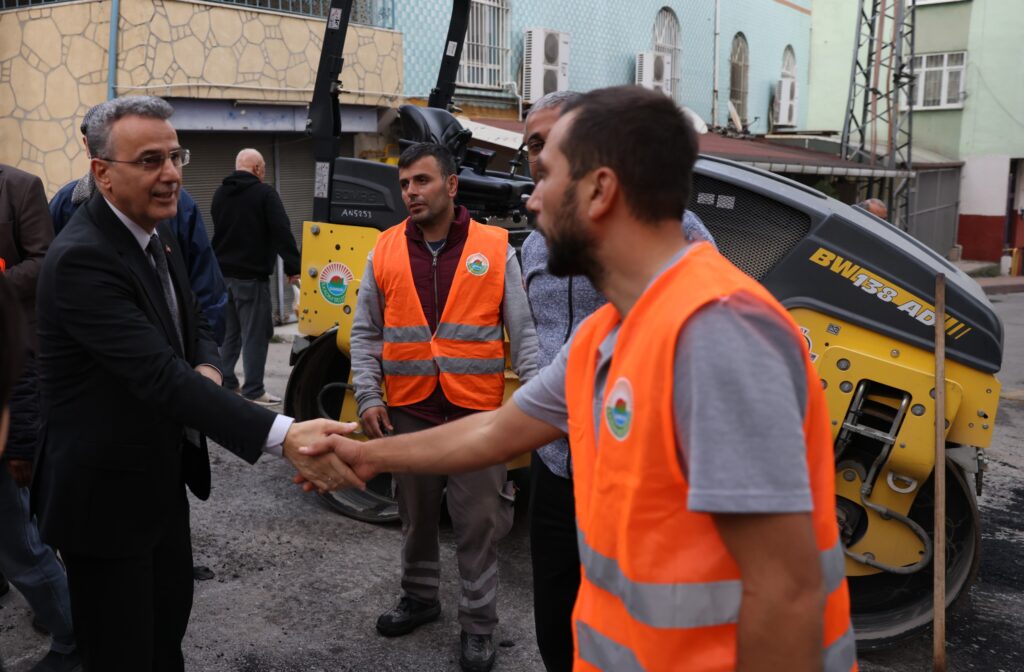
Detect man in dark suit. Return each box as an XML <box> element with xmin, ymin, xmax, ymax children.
<box><xmin>32</xmin><ymin>96</ymin><xmax>356</xmax><ymax>671</ymax></box>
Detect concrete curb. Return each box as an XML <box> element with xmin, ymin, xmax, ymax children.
<box><xmin>976</xmin><ymin>278</ymin><xmax>1024</xmax><ymax>296</ymax></box>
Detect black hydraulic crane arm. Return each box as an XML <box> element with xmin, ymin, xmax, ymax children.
<box><xmin>428</xmin><ymin>0</ymin><xmax>471</xmax><ymax>111</ymax></box>
<box><xmin>309</xmin><ymin>0</ymin><xmax>353</xmax><ymax>221</ymax></box>
<box><xmin>307</xmin><ymin>0</ymin><xmax>472</xmax><ymax>221</ymax></box>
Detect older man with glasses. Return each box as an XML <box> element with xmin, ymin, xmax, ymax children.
<box><xmin>32</xmin><ymin>95</ymin><xmax>355</xmax><ymax>670</ymax></box>
<box><xmin>49</xmin><ymin>105</ymin><xmax>229</xmax><ymax>345</ymax></box>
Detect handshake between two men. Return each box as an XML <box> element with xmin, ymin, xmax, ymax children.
<box><xmin>288</xmin><ymin>403</ymin><xmax>565</xmax><ymax>493</ymax></box>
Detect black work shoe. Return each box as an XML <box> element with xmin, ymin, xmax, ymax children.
<box><xmin>29</xmin><ymin>649</ymin><xmax>83</xmax><ymax>672</ymax></box>
<box><xmin>460</xmin><ymin>632</ymin><xmax>496</xmax><ymax>672</ymax></box>
<box><xmin>375</xmin><ymin>596</ymin><xmax>441</xmax><ymax>637</ymax></box>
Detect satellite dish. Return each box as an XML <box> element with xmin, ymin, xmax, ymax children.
<box><xmin>727</xmin><ymin>100</ymin><xmax>743</xmax><ymax>131</ymax></box>
<box><xmin>681</xmin><ymin>107</ymin><xmax>708</xmax><ymax>135</ymax></box>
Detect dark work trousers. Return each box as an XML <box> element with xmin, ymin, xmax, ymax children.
<box><xmin>62</xmin><ymin>493</ymin><xmax>193</xmax><ymax>672</ymax></box>
<box><xmin>390</xmin><ymin>408</ymin><xmax>514</xmax><ymax>635</ymax></box>
<box><xmin>220</xmin><ymin>276</ymin><xmax>273</xmax><ymax>399</ymax></box>
<box><xmin>529</xmin><ymin>453</ymin><xmax>580</xmax><ymax>672</ymax></box>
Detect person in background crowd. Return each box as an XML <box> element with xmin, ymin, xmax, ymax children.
<box><xmin>0</xmin><ymin>163</ymin><xmax>82</xmax><ymax>672</ymax></box>
<box><xmin>0</xmin><ymin>275</ymin><xmax>22</xmax><ymax>672</ymax></box>
<box><xmin>856</xmin><ymin>198</ymin><xmax>888</xmax><ymax>222</ymax></box>
<box><xmin>49</xmin><ymin>103</ymin><xmax>228</xmax><ymax>343</ymax></box>
<box><xmin>211</xmin><ymin>148</ymin><xmax>301</xmax><ymax>406</ymax></box>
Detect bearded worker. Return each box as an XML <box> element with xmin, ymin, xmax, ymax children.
<box><xmin>305</xmin><ymin>86</ymin><xmax>856</xmax><ymax>672</ymax></box>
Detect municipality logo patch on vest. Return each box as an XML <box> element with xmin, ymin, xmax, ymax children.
<box><xmin>604</xmin><ymin>377</ymin><xmax>634</xmax><ymax>440</ymax></box>
<box><xmin>465</xmin><ymin>253</ymin><xmax>490</xmax><ymax>276</ymax></box>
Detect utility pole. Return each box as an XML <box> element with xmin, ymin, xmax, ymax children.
<box><xmin>840</xmin><ymin>0</ymin><xmax>916</xmax><ymax>230</ymax></box>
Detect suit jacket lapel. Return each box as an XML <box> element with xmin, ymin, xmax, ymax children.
<box><xmin>86</xmin><ymin>194</ymin><xmax>184</xmax><ymax>357</ymax></box>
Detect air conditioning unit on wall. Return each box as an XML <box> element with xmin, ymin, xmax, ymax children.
<box><xmin>523</xmin><ymin>28</ymin><xmax>570</xmax><ymax>104</ymax></box>
<box><xmin>635</xmin><ymin>51</ymin><xmax>672</xmax><ymax>97</ymax></box>
<box><xmin>773</xmin><ymin>76</ymin><xmax>799</xmax><ymax>128</ymax></box>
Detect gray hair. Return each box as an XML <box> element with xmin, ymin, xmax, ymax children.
<box><xmin>87</xmin><ymin>96</ymin><xmax>174</xmax><ymax>159</ymax></box>
<box><xmin>526</xmin><ymin>90</ymin><xmax>583</xmax><ymax>121</ymax></box>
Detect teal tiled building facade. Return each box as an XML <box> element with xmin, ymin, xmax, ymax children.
<box><xmin>391</xmin><ymin>0</ymin><xmax>812</xmax><ymax>133</ymax></box>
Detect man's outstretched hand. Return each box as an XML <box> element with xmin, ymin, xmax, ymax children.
<box><xmin>294</xmin><ymin>434</ymin><xmax>376</xmax><ymax>493</ymax></box>
<box><xmin>282</xmin><ymin>419</ymin><xmax>362</xmax><ymax>492</ymax></box>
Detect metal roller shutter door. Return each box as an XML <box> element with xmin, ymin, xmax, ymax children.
<box><xmin>180</xmin><ymin>132</ymin><xmax>313</xmax><ymax>322</ymax></box>
<box><xmin>272</xmin><ymin>136</ymin><xmax>315</xmax><ymax>322</ymax></box>
<box><xmin>179</xmin><ymin>132</ymin><xmax>276</xmax><ymax>243</ymax></box>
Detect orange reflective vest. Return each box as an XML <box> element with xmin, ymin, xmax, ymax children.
<box><xmin>565</xmin><ymin>243</ymin><xmax>856</xmax><ymax>672</ymax></box>
<box><xmin>373</xmin><ymin>218</ymin><xmax>508</xmax><ymax>411</ymax></box>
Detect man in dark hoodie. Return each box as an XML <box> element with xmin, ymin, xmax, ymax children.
<box><xmin>211</xmin><ymin>149</ymin><xmax>301</xmax><ymax>405</ymax></box>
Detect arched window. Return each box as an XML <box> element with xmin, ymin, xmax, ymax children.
<box><xmin>652</xmin><ymin>7</ymin><xmax>681</xmax><ymax>100</ymax></box>
<box><xmin>775</xmin><ymin>45</ymin><xmax>799</xmax><ymax>126</ymax></box>
<box><xmin>729</xmin><ymin>33</ymin><xmax>750</xmax><ymax>126</ymax></box>
<box><xmin>782</xmin><ymin>45</ymin><xmax>796</xmax><ymax>79</ymax></box>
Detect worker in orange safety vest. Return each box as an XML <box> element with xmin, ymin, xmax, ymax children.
<box><xmin>307</xmin><ymin>87</ymin><xmax>856</xmax><ymax>672</ymax></box>
<box><xmin>349</xmin><ymin>142</ymin><xmax>538</xmax><ymax>672</ymax></box>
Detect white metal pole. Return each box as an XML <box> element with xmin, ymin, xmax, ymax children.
<box><xmin>711</xmin><ymin>0</ymin><xmax>720</xmax><ymax>129</ymax></box>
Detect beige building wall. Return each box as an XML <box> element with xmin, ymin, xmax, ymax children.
<box><xmin>0</xmin><ymin>0</ymin><xmax>403</xmax><ymax>195</ymax></box>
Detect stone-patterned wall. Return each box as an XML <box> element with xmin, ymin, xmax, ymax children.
<box><xmin>0</xmin><ymin>0</ymin><xmax>109</xmax><ymax>193</ymax></box>
<box><xmin>114</xmin><ymin>0</ymin><xmax>402</xmax><ymax>106</ymax></box>
<box><xmin>0</xmin><ymin>0</ymin><xmax>403</xmax><ymax>195</ymax></box>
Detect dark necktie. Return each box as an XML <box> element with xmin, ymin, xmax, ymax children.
<box><xmin>146</xmin><ymin>233</ymin><xmax>183</xmax><ymax>349</ymax></box>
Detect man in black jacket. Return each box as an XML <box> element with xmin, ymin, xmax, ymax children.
<box><xmin>211</xmin><ymin>149</ymin><xmax>301</xmax><ymax>405</ymax></box>
<box><xmin>0</xmin><ymin>163</ymin><xmax>81</xmax><ymax>672</ymax></box>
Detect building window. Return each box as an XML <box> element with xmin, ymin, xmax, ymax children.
<box><xmin>457</xmin><ymin>0</ymin><xmax>511</xmax><ymax>90</ymax></box>
<box><xmin>782</xmin><ymin>45</ymin><xmax>796</xmax><ymax>79</ymax></box>
<box><xmin>775</xmin><ymin>46</ymin><xmax>798</xmax><ymax>126</ymax></box>
<box><xmin>729</xmin><ymin>33</ymin><xmax>750</xmax><ymax>125</ymax></box>
<box><xmin>912</xmin><ymin>51</ymin><xmax>965</xmax><ymax>109</ymax></box>
<box><xmin>652</xmin><ymin>7</ymin><xmax>681</xmax><ymax>100</ymax></box>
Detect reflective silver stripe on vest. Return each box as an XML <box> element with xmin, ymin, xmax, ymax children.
<box><xmin>382</xmin><ymin>359</ymin><xmax>436</xmax><ymax>376</ymax></box>
<box><xmin>576</xmin><ymin>621</ymin><xmax>646</xmax><ymax>672</ymax></box>
<box><xmin>577</xmin><ymin>531</ymin><xmax>848</xmax><ymax>631</ymax></box>
<box><xmin>383</xmin><ymin>325</ymin><xmax>433</xmax><ymax>343</ymax></box>
<box><xmin>435</xmin><ymin>357</ymin><xmax>506</xmax><ymax>375</ymax></box>
<box><xmin>821</xmin><ymin>538</ymin><xmax>846</xmax><ymax>594</ymax></box>
<box><xmin>436</xmin><ymin>322</ymin><xmax>504</xmax><ymax>342</ymax></box>
<box><xmin>577</xmin><ymin>529</ymin><xmax>742</xmax><ymax>629</ymax></box>
<box><xmin>824</xmin><ymin>625</ymin><xmax>857</xmax><ymax>672</ymax></box>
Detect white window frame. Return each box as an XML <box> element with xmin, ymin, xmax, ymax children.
<box><xmin>652</xmin><ymin>7</ymin><xmax>681</xmax><ymax>101</ymax></box>
<box><xmin>729</xmin><ymin>33</ymin><xmax>750</xmax><ymax>124</ymax></box>
<box><xmin>912</xmin><ymin>51</ymin><xmax>966</xmax><ymax>111</ymax></box>
<box><xmin>915</xmin><ymin>0</ymin><xmax>969</xmax><ymax>6</ymax></box>
<box><xmin>456</xmin><ymin>0</ymin><xmax>511</xmax><ymax>90</ymax></box>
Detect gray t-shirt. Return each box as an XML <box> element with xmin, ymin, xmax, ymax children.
<box><xmin>512</xmin><ymin>289</ymin><xmax>813</xmax><ymax>514</ymax></box>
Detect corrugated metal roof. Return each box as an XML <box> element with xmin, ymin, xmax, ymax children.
<box><xmin>469</xmin><ymin>117</ymin><xmax>914</xmax><ymax>178</ymax></box>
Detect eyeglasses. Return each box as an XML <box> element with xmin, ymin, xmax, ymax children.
<box><xmin>519</xmin><ymin>139</ymin><xmax>544</xmax><ymax>164</ymax></box>
<box><xmin>98</xmin><ymin>149</ymin><xmax>190</xmax><ymax>171</ymax></box>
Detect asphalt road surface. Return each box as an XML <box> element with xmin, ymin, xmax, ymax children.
<box><xmin>3</xmin><ymin>295</ymin><xmax>1024</xmax><ymax>671</ymax></box>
